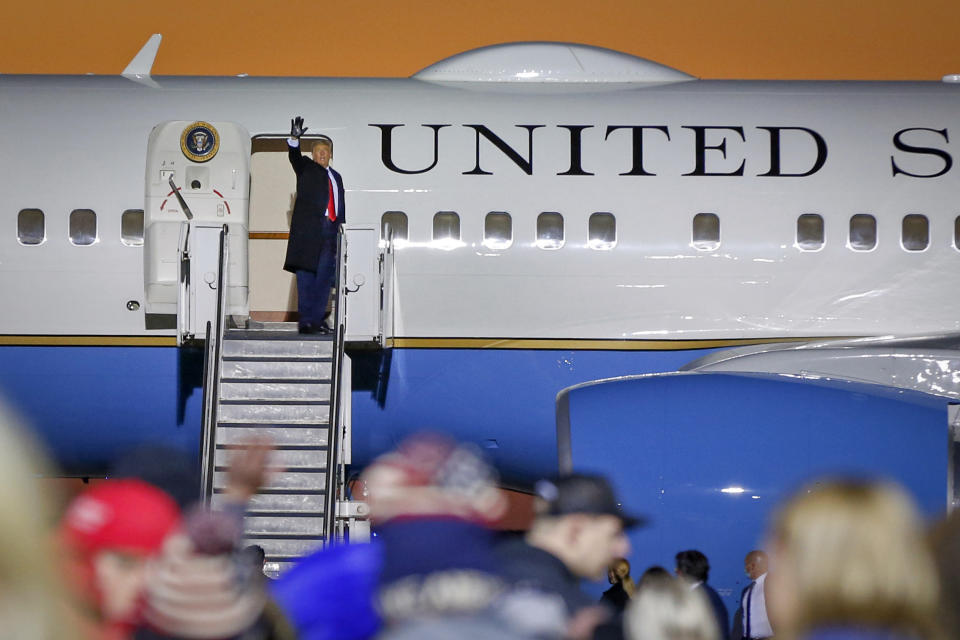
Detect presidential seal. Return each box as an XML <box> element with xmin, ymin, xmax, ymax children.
<box><xmin>180</xmin><ymin>121</ymin><xmax>220</xmax><ymax>163</ymax></box>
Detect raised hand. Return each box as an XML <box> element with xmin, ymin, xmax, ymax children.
<box><xmin>290</xmin><ymin>116</ymin><xmax>308</xmax><ymax>138</ymax></box>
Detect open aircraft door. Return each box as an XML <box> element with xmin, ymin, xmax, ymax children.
<box><xmin>143</xmin><ymin>121</ymin><xmax>250</xmax><ymax>327</ymax></box>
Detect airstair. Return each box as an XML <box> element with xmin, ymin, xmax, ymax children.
<box><xmin>208</xmin><ymin>324</ymin><xmax>338</xmax><ymax>575</ymax></box>
<box><xmin>180</xmin><ymin>224</ymin><xmax>385</xmax><ymax>577</ymax></box>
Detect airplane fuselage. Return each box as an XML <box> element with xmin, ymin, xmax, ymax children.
<box><xmin>2</xmin><ymin>76</ymin><xmax>958</xmax><ymax>340</ymax></box>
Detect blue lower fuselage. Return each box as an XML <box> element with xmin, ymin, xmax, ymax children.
<box><xmin>0</xmin><ymin>344</ymin><xmax>706</xmax><ymax>481</ymax></box>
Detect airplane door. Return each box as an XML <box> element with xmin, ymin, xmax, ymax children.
<box><xmin>143</xmin><ymin>120</ymin><xmax>250</xmax><ymax>322</ymax></box>
<box><xmin>247</xmin><ymin>135</ymin><xmax>332</xmax><ymax>322</ymax></box>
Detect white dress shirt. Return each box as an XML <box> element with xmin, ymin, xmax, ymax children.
<box><xmin>288</xmin><ymin>137</ymin><xmax>340</xmax><ymax>219</ymax></box>
<box><xmin>743</xmin><ymin>572</ymin><xmax>772</xmax><ymax>638</ymax></box>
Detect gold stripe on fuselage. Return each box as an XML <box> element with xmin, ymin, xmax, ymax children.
<box><xmin>387</xmin><ymin>336</ymin><xmax>829</xmax><ymax>350</ymax></box>
<box><xmin>0</xmin><ymin>335</ymin><xmax>838</xmax><ymax>350</ymax></box>
<box><xmin>0</xmin><ymin>336</ymin><xmax>177</xmax><ymax>347</ymax></box>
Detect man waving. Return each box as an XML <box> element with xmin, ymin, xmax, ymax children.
<box><xmin>283</xmin><ymin>116</ymin><xmax>345</xmax><ymax>334</ymax></box>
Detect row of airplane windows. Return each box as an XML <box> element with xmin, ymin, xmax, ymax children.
<box><xmin>15</xmin><ymin>208</ymin><xmax>144</xmax><ymax>247</ymax></box>
<box><xmin>10</xmin><ymin>207</ymin><xmax>953</xmax><ymax>253</ymax></box>
<box><xmin>382</xmin><ymin>211</ymin><xmax>952</xmax><ymax>252</ymax></box>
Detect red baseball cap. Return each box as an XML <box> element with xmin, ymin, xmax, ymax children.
<box><xmin>61</xmin><ymin>479</ymin><xmax>181</xmax><ymax>556</ymax></box>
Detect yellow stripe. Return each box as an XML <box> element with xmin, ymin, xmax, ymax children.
<box><xmin>0</xmin><ymin>336</ymin><xmax>177</xmax><ymax>347</ymax></box>
<box><xmin>0</xmin><ymin>335</ymin><xmax>846</xmax><ymax>350</ymax></box>
<box><xmin>249</xmin><ymin>232</ymin><xmax>289</xmax><ymax>240</ymax></box>
<box><xmin>388</xmin><ymin>336</ymin><xmax>831</xmax><ymax>351</ymax></box>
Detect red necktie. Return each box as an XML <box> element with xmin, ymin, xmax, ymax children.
<box><xmin>327</xmin><ymin>173</ymin><xmax>336</xmax><ymax>222</ymax></box>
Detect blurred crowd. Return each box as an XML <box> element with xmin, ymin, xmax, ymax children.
<box><xmin>0</xmin><ymin>400</ymin><xmax>958</xmax><ymax>640</ymax></box>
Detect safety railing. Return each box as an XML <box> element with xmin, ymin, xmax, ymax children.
<box><xmin>177</xmin><ymin>223</ymin><xmax>192</xmax><ymax>346</ymax></box>
<box><xmin>323</xmin><ymin>229</ymin><xmax>348</xmax><ymax>544</ymax></box>
<box><xmin>380</xmin><ymin>226</ymin><xmax>396</xmax><ymax>346</ymax></box>
<box><xmin>199</xmin><ymin>225</ymin><xmax>230</xmax><ymax>504</ymax></box>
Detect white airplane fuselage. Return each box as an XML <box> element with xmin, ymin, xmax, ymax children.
<box><xmin>3</xmin><ymin>75</ymin><xmax>959</xmax><ymax>340</ymax></box>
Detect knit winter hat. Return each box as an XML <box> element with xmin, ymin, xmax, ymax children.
<box><xmin>140</xmin><ymin>511</ymin><xmax>266</xmax><ymax>639</ymax></box>
<box><xmin>361</xmin><ymin>432</ymin><xmax>507</xmax><ymax>525</ymax></box>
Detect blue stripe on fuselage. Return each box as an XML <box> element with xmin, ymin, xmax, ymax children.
<box><xmin>350</xmin><ymin>347</ymin><xmax>714</xmax><ymax>485</ymax></box>
<box><xmin>0</xmin><ymin>344</ymin><xmax>714</xmax><ymax>479</ymax></box>
<box><xmin>0</xmin><ymin>345</ymin><xmax>205</xmax><ymax>474</ymax></box>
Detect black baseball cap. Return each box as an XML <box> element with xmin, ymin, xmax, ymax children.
<box><xmin>534</xmin><ymin>473</ymin><xmax>647</xmax><ymax>529</ymax></box>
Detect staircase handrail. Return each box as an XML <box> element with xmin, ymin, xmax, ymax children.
<box><xmin>177</xmin><ymin>222</ymin><xmax>191</xmax><ymax>345</ymax></box>
<box><xmin>199</xmin><ymin>225</ymin><xmax>230</xmax><ymax>504</ymax></box>
<box><xmin>323</xmin><ymin>229</ymin><xmax>347</xmax><ymax>544</ymax></box>
<box><xmin>380</xmin><ymin>225</ymin><xmax>396</xmax><ymax>346</ymax></box>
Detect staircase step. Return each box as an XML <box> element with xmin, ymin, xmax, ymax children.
<box><xmin>221</xmin><ymin>381</ymin><xmax>330</xmax><ymax>402</ymax></box>
<box><xmin>214</xmin><ymin>447</ymin><xmax>327</xmax><ymax>470</ymax></box>
<box><xmin>230</xmin><ymin>326</ymin><xmax>333</xmax><ymax>340</ymax></box>
<box><xmin>245</xmin><ymin>537</ymin><xmax>324</xmax><ymax>560</ymax></box>
<box><xmin>214</xmin><ymin>426</ymin><xmax>329</xmax><ymax>447</ymax></box>
<box><xmin>239</xmin><ymin>320</ymin><xmax>299</xmax><ymax>331</ymax></box>
<box><xmin>244</xmin><ymin>515</ymin><xmax>325</xmax><ymax>537</ymax></box>
<box><xmin>263</xmin><ymin>561</ymin><xmax>297</xmax><ymax>579</ymax></box>
<box><xmin>221</xmin><ymin>360</ymin><xmax>331</xmax><ymax>381</ymax></box>
<box><xmin>214</xmin><ymin>470</ymin><xmax>326</xmax><ymax>492</ymax></box>
<box><xmin>218</xmin><ymin>403</ymin><xmax>330</xmax><ymax>425</ymax></box>
<box><xmin>222</xmin><ymin>339</ymin><xmax>333</xmax><ymax>359</ymax></box>
<box><xmin>213</xmin><ymin>492</ymin><xmax>326</xmax><ymax>514</ymax></box>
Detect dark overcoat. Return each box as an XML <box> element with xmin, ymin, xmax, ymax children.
<box><xmin>698</xmin><ymin>582</ymin><xmax>731</xmax><ymax>640</ymax></box>
<box><xmin>283</xmin><ymin>142</ymin><xmax>346</xmax><ymax>273</ymax></box>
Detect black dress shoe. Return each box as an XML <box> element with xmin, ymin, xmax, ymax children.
<box><xmin>298</xmin><ymin>324</ymin><xmax>315</xmax><ymax>334</ymax></box>
<box><xmin>317</xmin><ymin>325</ymin><xmax>333</xmax><ymax>335</ymax></box>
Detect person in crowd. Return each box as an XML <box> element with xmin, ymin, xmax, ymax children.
<box><xmin>242</xmin><ymin>544</ymin><xmax>270</xmax><ymax>578</ymax></box>
<box><xmin>929</xmin><ymin>509</ymin><xmax>960</xmax><ymax>640</ymax></box>
<box><xmin>60</xmin><ymin>478</ymin><xmax>182</xmax><ymax>640</ymax></box>
<box><xmin>268</xmin><ymin>540</ymin><xmax>380</xmax><ymax>640</ymax></box>
<box><xmin>134</xmin><ymin>508</ymin><xmax>269</xmax><ymax>640</ymax></box>
<box><xmin>109</xmin><ymin>444</ymin><xmax>200</xmax><ymax>510</ymax></box>
<box><xmin>284</xmin><ymin>116</ymin><xmax>345</xmax><ymax>334</ymax></box>
<box><xmin>624</xmin><ymin>576</ymin><xmax>720</xmax><ymax>640</ymax></box>
<box><xmin>675</xmin><ymin>550</ymin><xmax>729</xmax><ymax>640</ymax></box>
<box><xmin>133</xmin><ymin>441</ymin><xmax>284</xmax><ymax>640</ymax></box>
<box><xmin>362</xmin><ymin>432</ymin><xmax>540</xmax><ymax>639</ymax></box>
<box><xmin>638</xmin><ymin>565</ymin><xmax>671</xmax><ymax>588</ymax></box>
<box><xmin>731</xmin><ymin>550</ymin><xmax>772</xmax><ymax>640</ymax></box>
<box><xmin>271</xmin><ymin>432</ymin><xmax>545</xmax><ymax>640</ymax></box>
<box><xmin>497</xmin><ymin>473</ymin><xmax>644</xmax><ymax>639</ymax></box>
<box><xmin>766</xmin><ymin>479</ymin><xmax>940</xmax><ymax>640</ymax></box>
<box><xmin>0</xmin><ymin>400</ymin><xmax>76</xmax><ymax>640</ymax></box>
<box><xmin>602</xmin><ymin>558</ymin><xmax>636</xmax><ymax>612</ymax></box>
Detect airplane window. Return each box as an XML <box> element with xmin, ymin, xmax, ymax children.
<box><xmin>381</xmin><ymin>211</ymin><xmax>408</xmax><ymax>243</ymax></box>
<box><xmin>692</xmin><ymin>213</ymin><xmax>720</xmax><ymax>250</ymax></box>
<box><xmin>69</xmin><ymin>209</ymin><xmax>97</xmax><ymax>246</ymax></box>
<box><xmin>484</xmin><ymin>212</ymin><xmax>512</xmax><ymax>249</ymax></box>
<box><xmin>588</xmin><ymin>212</ymin><xmax>616</xmax><ymax>250</ymax></box>
<box><xmin>849</xmin><ymin>214</ymin><xmax>876</xmax><ymax>251</ymax></box>
<box><xmin>121</xmin><ymin>209</ymin><xmax>144</xmax><ymax>247</ymax></box>
<box><xmin>536</xmin><ymin>212</ymin><xmax>564</xmax><ymax>249</ymax></box>
<box><xmin>796</xmin><ymin>214</ymin><xmax>824</xmax><ymax>250</ymax></box>
<box><xmin>17</xmin><ymin>208</ymin><xmax>44</xmax><ymax>245</ymax></box>
<box><xmin>433</xmin><ymin>211</ymin><xmax>460</xmax><ymax>241</ymax></box>
<box><xmin>901</xmin><ymin>214</ymin><xmax>928</xmax><ymax>251</ymax></box>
